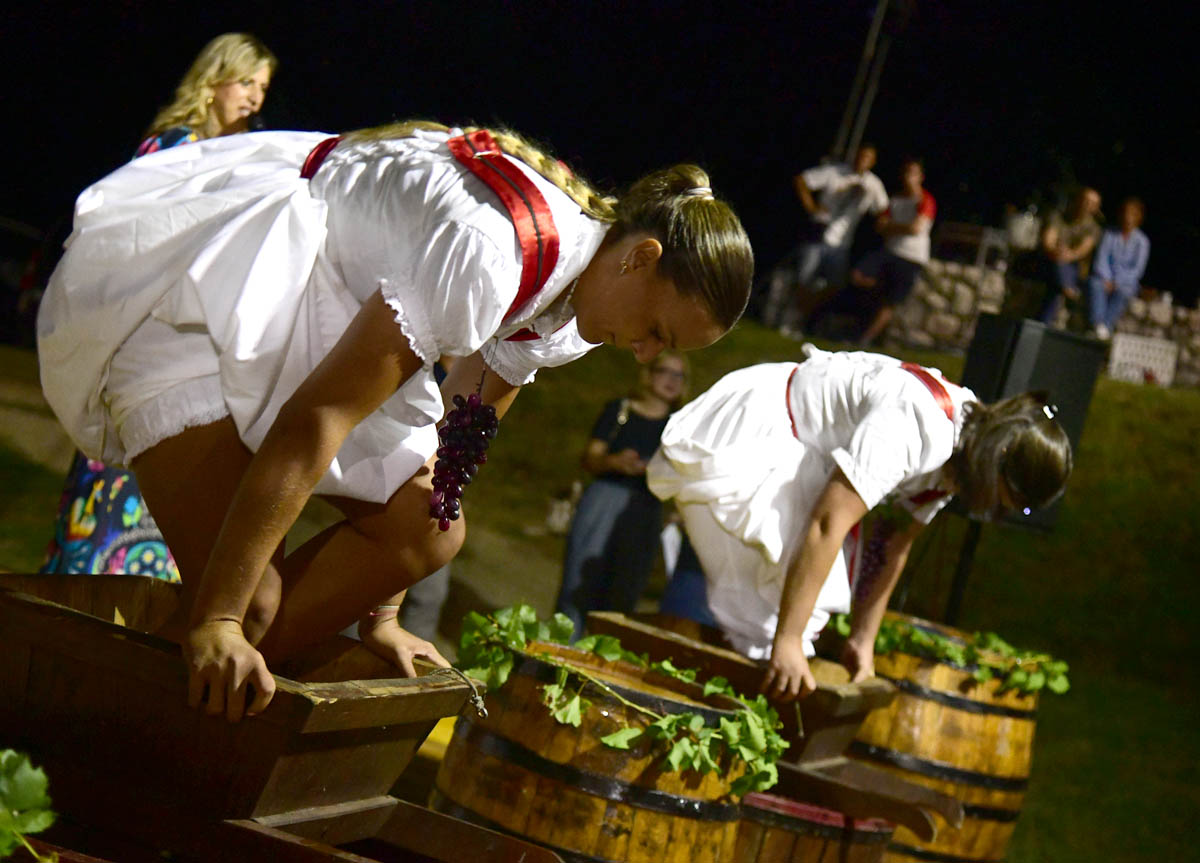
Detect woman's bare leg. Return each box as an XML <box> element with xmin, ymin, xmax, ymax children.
<box><xmin>137</xmin><ymin>420</ymin><xmax>461</xmax><ymax>661</ymax></box>
<box><xmin>131</xmin><ymin>417</ymin><xmax>285</xmax><ymax>642</ymax></box>
<box><xmin>255</xmin><ymin>455</ymin><xmax>465</xmax><ymax>662</ymax></box>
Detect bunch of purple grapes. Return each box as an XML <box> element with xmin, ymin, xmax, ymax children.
<box><xmin>430</xmin><ymin>392</ymin><xmax>498</xmax><ymax>531</ymax></box>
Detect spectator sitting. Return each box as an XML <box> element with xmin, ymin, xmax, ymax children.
<box><xmin>1037</xmin><ymin>187</ymin><xmax>1103</xmax><ymax>328</ymax></box>
<box><xmin>1088</xmin><ymin>197</ymin><xmax>1150</xmax><ymax>340</ymax></box>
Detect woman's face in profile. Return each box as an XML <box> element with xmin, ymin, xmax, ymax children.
<box><xmin>210</xmin><ymin>64</ymin><xmax>271</xmax><ymax>136</ymax></box>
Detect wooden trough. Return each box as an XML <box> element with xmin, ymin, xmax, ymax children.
<box><xmin>0</xmin><ymin>575</ymin><xmax>563</xmax><ymax>863</ymax></box>
<box><xmin>585</xmin><ymin>612</ymin><xmax>965</xmax><ymax>851</ymax></box>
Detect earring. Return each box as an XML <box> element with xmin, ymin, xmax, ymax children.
<box><xmin>620</xmin><ymin>260</ymin><xmax>629</xmax><ymax>275</ymax></box>
<box><xmin>206</xmin><ymin>96</ymin><xmax>214</xmax><ymax>106</ymax></box>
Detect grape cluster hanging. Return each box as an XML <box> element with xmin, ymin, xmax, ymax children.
<box><xmin>430</xmin><ymin>392</ymin><xmax>498</xmax><ymax>531</ymax></box>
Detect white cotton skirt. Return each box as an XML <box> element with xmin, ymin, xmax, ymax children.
<box><xmin>647</xmin><ymin>362</ymin><xmax>854</xmax><ymax>658</ymax></box>
<box><xmin>38</xmin><ymin>131</ymin><xmax>441</xmax><ymax>503</ymax></box>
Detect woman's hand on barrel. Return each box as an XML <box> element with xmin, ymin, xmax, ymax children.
<box><xmin>183</xmin><ymin>619</ymin><xmax>276</xmax><ymax>722</ymax></box>
<box><xmin>840</xmin><ymin>635</ymin><xmax>876</xmax><ymax>683</ymax></box>
<box><xmin>762</xmin><ymin>633</ymin><xmax>816</xmax><ymax>701</ymax></box>
<box><xmin>361</xmin><ymin>616</ymin><xmax>452</xmax><ymax>677</ymax></box>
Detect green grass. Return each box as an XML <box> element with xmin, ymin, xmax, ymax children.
<box><xmin>0</xmin><ymin>444</ymin><xmax>61</xmax><ymax>570</ymax></box>
<box><xmin>4</xmin><ymin>322</ymin><xmax>1198</xmax><ymax>862</ymax></box>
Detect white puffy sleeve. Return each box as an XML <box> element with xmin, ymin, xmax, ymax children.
<box><xmin>484</xmin><ymin>320</ymin><xmax>597</xmax><ymax>386</ymax></box>
<box><xmin>829</xmin><ymin>402</ymin><xmax>930</xmax><ymax>512</ymax></box>
<box><xmin>378</xmin><ymin>220</ymin><xmax>518</xmax><ymax>366</ymax></box>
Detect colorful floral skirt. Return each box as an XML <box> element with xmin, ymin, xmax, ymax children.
<box><xmin>39</xmin><ymin>452</ymin><xmax>180</xmax><ymax>582</ymax></box>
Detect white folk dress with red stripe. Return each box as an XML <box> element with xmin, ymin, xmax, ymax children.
<box><xmin>39</xmin><ymin>127</ymin><xmax>608</xmax><ymax>503</ymax></box>
<box><xmin>646</xmin><ymin>346</ymin><xmax>976</xmax><ymax>659</ymax></box>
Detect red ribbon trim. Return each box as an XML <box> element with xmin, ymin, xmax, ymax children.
<box><xmin>299</xmin><ymin>136</ymin><xmax>344</xmax><ymax>180</ymax></box>
<box><xmin>446</xmin><ymin>129</ymin><xmax>560</xmax><ymax>340</ymax></box>
<box><xmin>900</xmin><ymin>362</ymin><xmax>955</xmax><ymax>422</ymax></box>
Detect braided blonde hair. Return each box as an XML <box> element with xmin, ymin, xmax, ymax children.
<box><xmin>145</xmin><ymin>33</ymin><xmax>278</xmax><ymax>140</ymax></box>
<box><xmin>345</xmin><ymin>122</ymin><xmax>753</xmax><ymax>329</ymax></box>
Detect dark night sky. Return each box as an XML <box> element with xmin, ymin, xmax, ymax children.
<box><xmin>6</xmin><ymin>1</ymin><xmax>1196</xmax><ymax>302</ymax></box>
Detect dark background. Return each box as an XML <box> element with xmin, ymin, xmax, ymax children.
<box><xmin>5</xmin><ymin>1</ymin><xmax>1195</xmax><ymax>303</ymax></box>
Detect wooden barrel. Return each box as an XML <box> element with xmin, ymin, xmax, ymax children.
<box><xmin>736</xmin><ymin>793</ymin><xmax>893</xmax><ymax>863</ymax></box>
<box><xmin>847</xmin><ymin>613</ymin><xmax>1037</xmax><ymax>863</ymax></box>
<box><xmin>432</xmin><ymin>641</ymin><xmax>745</xmax><ymax>862</ymax></box>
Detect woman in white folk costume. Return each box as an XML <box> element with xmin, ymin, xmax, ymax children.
<box><xmin>647</xmin><ymin>346</ymin><xmax>1071</xmax><ymax>699</ymax></box>
<box><xmin>38</xmin><ymin>121</ymin><xmax>753</xmax><ymax>720</ymax></box>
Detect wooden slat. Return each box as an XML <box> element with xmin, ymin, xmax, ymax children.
<box><xmin>376</xmin><ymin>798</ymin><xmax>566</xmax><ymax>863</ymax></box>
<box><xmin>586</xmin><ymin>611</ymin><xmax>897</xmax><ymax>763</ymax></box>
<box><xmin>254</xmin><ymin>796</ymin><xmax>398</xmax><ymax>846</ymax></box>
<box><xmin>0</xmin><ymin>587</ymin><xmax>471</xmax><ymax>821</ymax></box>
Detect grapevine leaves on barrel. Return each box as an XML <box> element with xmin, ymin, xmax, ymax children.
<box><xmin>832</xmin><ymin>613</ymin><xmax>1070</xmax><ymax>695</ymax></box>
<box><xmin>458</xmin><ymin>605</ymin><xmax>788</xmax><ymax>795</ymax></box>
<box><xmin>0</xmin><ymin>750</ymin><xmax>58</xmax><ymax>862</ymax></box>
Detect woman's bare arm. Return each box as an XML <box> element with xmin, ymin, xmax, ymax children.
<box><xmin>764</xmin><ymin>468</ymin><xmax>868</xmax><ymax>700</ymax></box>
<box><xmin>189</xmin><ymin>289</ymin><xmax>424</xmax><ymax>630</ymax></box>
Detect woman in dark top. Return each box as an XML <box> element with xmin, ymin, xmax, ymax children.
<box><xmin>555</xmin><ymin>351</ymin><xmax>689</xmax><ymax>635</ymax></box>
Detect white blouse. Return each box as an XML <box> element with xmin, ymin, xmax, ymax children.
<box><xmin>38</xmin><ymin>128</ymin><xmax>609</xmax><ymax>501</ymax></box>
<box><xmin>647</xmin><ymin>346</ymin><xmax>976</xmax><ymax>657</ymax></box>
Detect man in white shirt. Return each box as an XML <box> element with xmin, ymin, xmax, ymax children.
<box><xmin>762</xmin><ymin>145</ymin><xmax>888</xmax><ymax>332</ymax></box>
<box><xmin>811</xmin><ymin>157</ymin><xmax>935</xmax><ymax>346</ymax></box>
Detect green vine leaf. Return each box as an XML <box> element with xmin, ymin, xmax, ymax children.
<box><xmin>547</xmin><ymin>613</ymin><xmax>575</xmax><ymax>644</ymax></box>
<box><xmin>600</xmin><ymin>727</ymin><xmax>644</xmax><ymax>749</ymax></box>
<box><xmin>552</xmin><ymin>693</ymin><xmax>588</xmax><ymax>727</ymax></box>
<box><xmin>456</xmin><ymin>605</ymin><xmax>789</xmax><ymax>796</ymax></box>
<box><xmin>0</xmin><ymin>750</ymin><xmax>58</xmax><ymax>862</ymax></box>
<box><xmin>829</xmin><ymin>613</ymin><xmax>1070</xmax><ymax>696</ymax></box>
<box><xmin>666</xmin><ymin>737</ymin><xmax>696</xmax><ymax>772</ymax></box>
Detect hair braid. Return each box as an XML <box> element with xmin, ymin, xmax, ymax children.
<box><xmin>344</xmin><ymin>120</ymin><xmax>753</xmax><ymax>329</ymax></box>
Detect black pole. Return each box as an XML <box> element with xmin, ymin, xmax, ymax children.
<box><xmin>845</xmin><ymin>33</ymin><xmax>892</xmax><ymax>162</ymax></box>
<box><xmin>832</xmin><ymin>0</ymin><xmax>890</xmax><ymax>161</ymax></box>
<box><xmin>945</xmin><ymin>520</ymin><xmax>982</xmax><ymax>625</ymax></box>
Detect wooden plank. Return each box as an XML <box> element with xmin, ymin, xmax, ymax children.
<box><xmin>0</xmin><ymin>588</ymin><xmax>471</xmax><ymax>821</ymax></box>
<box><xmin>292</xmin><ymin>676</ymin><xmax>470</xmax><ymax>734</ymax></box>
<box><xmin>255</xmin><ymin>796</ymin><xmax>398</xmax><ymax>846</ymax></box>
<box><xmin>0</xmin><ymin>574</ymin><xmax>181</xmax><ymax>633</ymax></box>
<box><xmin>377</xmin><ymin>798</ymin><xmax>567</xmax><ymax>863</ymax></box>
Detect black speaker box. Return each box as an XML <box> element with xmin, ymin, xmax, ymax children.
<box><xmin>954</xmin><ymin>314</ymin><xmax>1107</xmax><ymax>530</ymax></box>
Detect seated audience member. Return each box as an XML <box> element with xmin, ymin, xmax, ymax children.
<box><xmin>1087</xmin><ymin>197</ymin><xmax>1150</xmax><ymax>340</ymax></box>
<box><xmin>1037</xmin><ymin>187</ymin><xmax>1103</xmax><ymax>328</ymax></box>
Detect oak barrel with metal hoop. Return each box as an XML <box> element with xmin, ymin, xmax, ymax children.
<box><xmin>432</xmin><ymin>641</ymin><xmax>746</xmax><ymax>862</ymax></box>
<box><xmin>848</xmin><ymin>613</ymin><xmax>1038</xmax><ymax>863</ymax></box>
<box><xmin>736</xmin><ymin>792</ymin><xmax>893</xmax><ymax>862</ymax></box>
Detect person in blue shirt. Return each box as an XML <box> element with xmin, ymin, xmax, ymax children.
<box><xmin>1088</xmin><ymin>197</ymin><xmax>1150</xmax><ymax>340</ymax></box>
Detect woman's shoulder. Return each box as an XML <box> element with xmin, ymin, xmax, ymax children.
<box><xmin>135</xmin><ymin>127</ymin><xmax>199</xmax><ymax>157</ymax></box>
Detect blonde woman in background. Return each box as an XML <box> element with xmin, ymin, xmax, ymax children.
<box><xmin>137</xmin><ymin>32</ymin><xmax>277</xmax><ymax>154</ymax></box>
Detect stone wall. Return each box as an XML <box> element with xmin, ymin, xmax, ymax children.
<box><xmin>886</xmin><ymin>258</ymin><xmax>1200</xmax><ymax>388</ymax></box>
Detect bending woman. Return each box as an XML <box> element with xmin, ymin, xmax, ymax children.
<box><xmin>647</xmin><ymin>346</ymin><xmax>1070</xmax><ymax>699</ymax></box>
<box><xmin>38</xmin><ymin>122</ymin><xmax>753</xmax><ymax>720</ymax></box>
